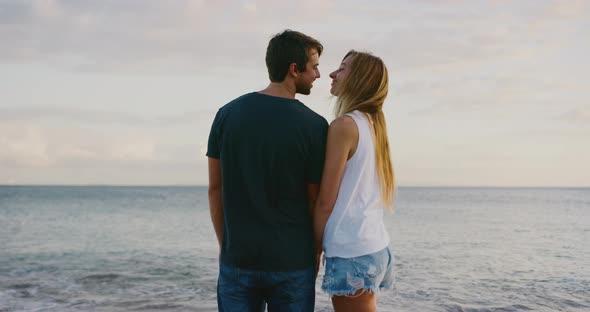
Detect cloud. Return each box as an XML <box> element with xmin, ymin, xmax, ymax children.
<box><xmin>1</xmin><ymin>0</ymin><xmax>585</xmax><ymax>75</ymax></box>
<box><xmin>545</xmin><ymin>0</ymin><xmax>590</xmax><ymax>19</ymax></box>
<box><xmin>0</xmin><ymin>106</ymin><xmax>216</xmax><ymax>126</ymax></box>
<box><xmin>0</xmin><ymin>106</ymin><xmax>149</xmax><ymax>125</ymax></box>
<box><xmin>0</xmin><ymin>0</ymin><xmax>268</xmax><ymax>73</ymax></box>
<box><xmin>0</xmin><ymin>124</ymin><xmax>50</xmax><ymax>167</ymax></box>
<box><xmin>1</xmin><ymin>0</ymin><xmax>588</xmax><ymax>186</ymax></box>
<box><xmin>242</xmin><ymin>1</ymin><xmax>257</xmax><ymax>14</ymax></box>
<box><xmin>0</xmin><ymin>122</ymin><xmax>159</xmax><ymax>167</ymax></box>
<box><xmin>560</xmin><ymin>107</ymin><xmax>590</xmax><ymax>124</ymax></box>
<box><xmin>0</xmin><ymin>2</ymin><xmax>507</xmax><ymax>70</ymax></box>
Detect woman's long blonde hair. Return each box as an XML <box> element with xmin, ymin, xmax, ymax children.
<box><xmin>335</xmin><ymin>50</ymin><xmax>395</xmax><ymax>208</ymax></box>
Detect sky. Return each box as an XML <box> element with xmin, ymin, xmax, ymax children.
<box><xmin>0</xmin><ymin>0</ymin><xmax>589</xmax><ymax>187</ymax></box>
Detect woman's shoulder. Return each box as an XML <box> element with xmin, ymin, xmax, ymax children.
<box><xmin>330</xmin><ymin>115</ymin><xmax>356</xmax><ymax>128</ymax></box>
<box><xmin>328</xmin><ymin>115</ymin><xmax>358</xmax><ymax>139</ymax></box>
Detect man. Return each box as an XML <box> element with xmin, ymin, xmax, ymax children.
<box><xmin>206</xmin><ymin>30</ymin><xmax>329</xmax><ymax>311</ymax></box>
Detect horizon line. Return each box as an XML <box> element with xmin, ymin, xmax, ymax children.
<box><xmin>1</xmin><ymin>184</ymin><xmax>588</xmax><ymax>189</ymax></box>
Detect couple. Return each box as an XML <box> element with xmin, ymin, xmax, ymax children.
<box><xmin>207</xmin><ymin>30</ymin><xmax>395</xmax><ymax>312</ymax></box>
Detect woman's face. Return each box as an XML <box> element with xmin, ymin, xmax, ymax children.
<box><xmin>329</xmin><ymin>55</ymin><xmax>353</xmax><ymax>96</ymax></box>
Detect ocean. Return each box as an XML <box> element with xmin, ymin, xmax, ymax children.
<box><xmin>0</xmin><ymin>186</ymin><xmax>588</xmax><ymax>311</ymax></box>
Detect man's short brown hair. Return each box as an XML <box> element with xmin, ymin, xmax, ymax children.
<box><xmin>265</xmin><ymin>30</ymin><xmax>323</xmax><ymax>82</ymax></box>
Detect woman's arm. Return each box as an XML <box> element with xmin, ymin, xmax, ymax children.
<box><xmin>313</xmin><ymin>116</ymin><xmax>358</xmax><ymax>256</ymax></box>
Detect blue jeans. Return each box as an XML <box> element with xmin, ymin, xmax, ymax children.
<box><xmin>217</xmin><ymin>263</ymin><xmax>315</xmax><ymax>312</ymax></box>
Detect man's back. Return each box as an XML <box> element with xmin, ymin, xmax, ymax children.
<box><xmin>207</xmin><ymin>92</ymin><xmax>328</xmax><ymax>271</ymax></box>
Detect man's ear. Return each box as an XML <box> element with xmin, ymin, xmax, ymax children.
<box><xmin>288</xmin><ymin>63</ymin><xmax>299</xmax><ymax>78</ymax></box>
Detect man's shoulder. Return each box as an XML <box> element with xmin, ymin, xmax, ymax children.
<box><xmin>222</xmin><ymin>92</ymin><xmax>255</xmax><ymax>108</ymax></box>
<box><xmin>214</xmin><ymin>92</ymin><xmax>257</xmax><ymax>118</ymax></box>
<box><xmin>295</xmin><ymin>102</ymin><xmax>329</xmax><ymax>127</ymax></box>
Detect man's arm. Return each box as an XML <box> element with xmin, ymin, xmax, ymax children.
<box><xmin>307</xmin><ymin>183</ymin><xmax>321</xmax><ymax>273</ymax></box>
<box><xmin>208</xmin><ymin>157</ymin><xmax>223</xmax><ymax>250</ymax></box>
<box><xmin>307</xmin><ymin>183</ymin><xmax>320</xmax><ymax>216</ymax></box>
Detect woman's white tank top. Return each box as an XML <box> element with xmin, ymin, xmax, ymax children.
<box><xmin>323</xmin><ymin>110</ymin><xmax>390</xmax><ymax>258</ymax></box>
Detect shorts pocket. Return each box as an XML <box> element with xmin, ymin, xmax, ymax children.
<box><xmin>351</xmin><ymin>254</ymin><xmax>383</xmax><ymax>279</ymax></box>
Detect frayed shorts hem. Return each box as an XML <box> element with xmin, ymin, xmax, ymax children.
<box><xmin>323</xmin><ymin>285</ymin><xmax>393</xmax><ymax>299</ymax></box>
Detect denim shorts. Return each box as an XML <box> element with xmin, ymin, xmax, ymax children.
<box><xmin>321</xmin><ymin>247</ymin><xmax>394</xmax><ymax>298</ymax></box>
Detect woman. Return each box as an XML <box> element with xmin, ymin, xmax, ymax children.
<box><xmin>314</xmin><ymin>50</ymin><xmax>395</xmax><ymax>312</ymax></box>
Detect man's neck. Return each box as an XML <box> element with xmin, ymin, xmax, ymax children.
<box><xmin>259</xmin><ymin>82</ymin><xmax>296</xmax><ymax>99</ymax></box>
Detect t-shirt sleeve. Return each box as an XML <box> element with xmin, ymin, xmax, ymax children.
<box><xmin>306</xmin><ymin>118</ymin><xmax>329</xmax><ymax>184</ymax></box>
<box><xmin>206</xmin><ymin>109</ymin><xmax>223</xmax><ymax>159</ymax></box>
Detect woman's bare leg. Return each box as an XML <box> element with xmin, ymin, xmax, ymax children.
<box><xmin>332</xmin><ymin>289</ymin><xmax>376</xmax><ymax>312</ymax></box>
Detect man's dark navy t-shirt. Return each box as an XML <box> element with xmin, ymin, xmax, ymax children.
<box><xmin>206</xmin><ymin>92</ymin><xmax>328</xmax><ymax>271</ymax></box>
